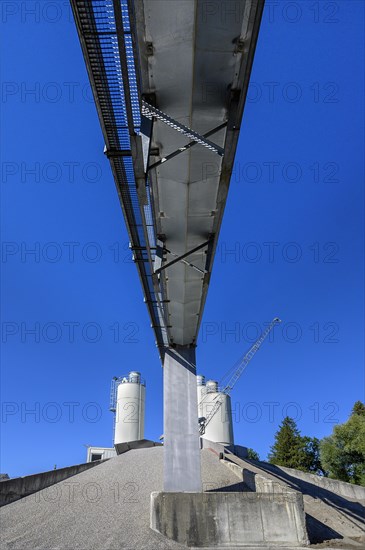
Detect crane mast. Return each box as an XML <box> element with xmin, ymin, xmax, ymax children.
<box><xmin>199</xmin><ymin>317</ymin><xmax>281</xmax><ymax>435</ymax></box>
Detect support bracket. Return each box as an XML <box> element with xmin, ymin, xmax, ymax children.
<box><xmin>104</xmin><ymin>147</ymin><xmax>131</xmax><ymax>158</ymax></box>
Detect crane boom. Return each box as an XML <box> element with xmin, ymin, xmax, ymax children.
<box><xmin>199</xmin><ymin>317</ymin><xmax>281</xmax><ymax>435</ymax></box>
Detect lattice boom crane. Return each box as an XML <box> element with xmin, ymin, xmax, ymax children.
<box><xmin>199</xmin><ymin>317</ymin><xmax>281</xmax><ymax>435</ymax></box>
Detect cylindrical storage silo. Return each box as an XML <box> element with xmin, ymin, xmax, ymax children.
<box><xmin>200</xmin><ymin>379</ymin><xmax>234</xmax><ymax>446</ymax></box>
<box><xmin>114</xmin><ymin>372</ymin><xmax>145</xmax><ymax>444</ymax></box>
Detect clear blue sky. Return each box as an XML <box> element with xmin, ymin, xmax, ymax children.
<box><xmin>1</xmin><ymin>1</ymin><xmax>364</xmax><ymax>478</ymax></box>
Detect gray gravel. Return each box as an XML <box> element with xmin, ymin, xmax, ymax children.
<box><xmin>0</xmin><ymin>448</ymin><xmax>244</xmax><ymax>550</ymax></box>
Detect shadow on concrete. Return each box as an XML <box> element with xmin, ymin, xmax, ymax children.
<box><xmin>164</xmin><ymin>347</ymin><xmax>196</xmax><ymax>375</ymax></box>
<box><xmin>206</xmin><ymin>481</ymin><xmax>247</xmax><ymax>493</ymax></box>
<box><xmin>204</xmin><ymin>472</ymin><xmax>345</xmax><ymax>544</ymax></box>
<box><xmin>251</xmin><ymin>461</ymin><xmax>365</xmax><ymax>527</ymax></box>
<box><xmin>305</xmin><ymin>513</ymin><xmax>343</xmax><ymax>544</ymax></box>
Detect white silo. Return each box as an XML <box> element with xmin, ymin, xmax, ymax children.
<box><xmin>198</xmin><ymin>378</ymin><xmax>234</xmax><ymax>446</ymax></box>
<box><xmin>114</xmin><ymin>371</ymin><xmax>146</xmax><ymax>444</ymax></box>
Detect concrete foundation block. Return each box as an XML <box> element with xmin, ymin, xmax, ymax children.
<box><xmin>150</xmin><ymin>491</ymin><xmax>309</xmax><ymax>547</ymax></box>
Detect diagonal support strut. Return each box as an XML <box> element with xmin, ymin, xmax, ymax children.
<box><xmin>154</xmin><ymin>238</ymin><xmax>212</xmax><ymax>275</ymax></box>
<box><xmin>142</xmin><ymin>101</ymin><xmax>224</xmax><ymax>156</ymax></box>
<box><xmin>148</xmin><ymin>122</ymin><xmax>227</xmax><ymax>171</ymax></box>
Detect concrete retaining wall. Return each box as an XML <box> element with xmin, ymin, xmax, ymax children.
<box><xmin>151</xmin><ymin>491</ymin><xmax>309</xmax><ymax>547</ymax></box>
<box><xmin>221</xmin><ymin>455</ymin><xmax>294</xmax><ymax>495</ymax></box>
<box><xmin>243</xmin><ymin>469</ymin><xmax>291</xmax><ymax>495</ymax></box>
<box><xmin>0</xmin><ymin>460</ymin><xmax>106</xmax><ymax>507</ymax></box>
<box><xmin>222</xmin><ymin>452</ymin><xmax>365</xmax><ymax>502</ymax></box>
<box><xmin>221</xmin><ymin>458</ymin><xmax>245</xmax><ymax>482</ymax></box>
<box><xmin>221</xmin><ymin>458</ymin><xmax>294</xmax><ymax>496</ymax></box>
<box><xmin>260</xmin><ymin>463</ymin><xmax>365</xmax><ymax>501</ymax></box>
<box><xmin>200</xmin><ymin>438</ymin><xmax>248</xmax><ymax>459</ymax></box>
<box><xmin>114</xmin><ymin>439</ymin><xmax>162</xmax><ymax>455</ymax></box>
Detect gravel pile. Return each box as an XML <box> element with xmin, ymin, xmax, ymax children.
<box><xmin>0</xmin><ymin>448</ymin><xmax>243</xmax><ymax>550</ymax></box>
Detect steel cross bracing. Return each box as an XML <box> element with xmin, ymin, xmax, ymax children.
<box><xmin>141</xmin><ymin>101</ymin><xmax>224</xmax><ymax>156</ymax></box>
<box><xmin>147</xmin><ymin>122</ymin><xmax>227</xmax><ymax>172</ymax></box>
<box><xmin>154</xmin><ymin>238</ymin><xmax>212</xmax><ymax>276</ymax></box>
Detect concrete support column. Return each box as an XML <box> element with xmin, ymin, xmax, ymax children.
<box><xmin>163</xmin><ymin>346</ymin><xmax>202</xmax><ymax>492</ymax></box>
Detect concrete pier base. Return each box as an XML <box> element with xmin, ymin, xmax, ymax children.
<box><xmin>150</xmin><ymin>491</ymin><xmax>309</xmax><ymax>547</ymax></box>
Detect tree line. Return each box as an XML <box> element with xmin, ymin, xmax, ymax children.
<box><xmin>246</xmin><ymin>400</ymin><xmax>365</xmax><ymax>486</ymax></box>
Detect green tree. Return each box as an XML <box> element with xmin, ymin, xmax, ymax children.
<box><xmin>320</xmin><ymin>401</ymin><xmax>365</xmax><ymax>485</ymax></box>
<box><xmin>247</xmin><ymin>448</ymin><xmax>260</xmax><ymax>461</ymax></box>
<box><xmin>268</xmin><ymin>417</ymin><xmax>324</xmax><ymax>473</ymax></box>
<box><xmin>351</xmin><ymin>400</ymin><xmax>365</xmax><ymax>417</ymax></box>
<box><xmin>268</xmin><ymin>417</ymin><xmax>306</xmax><ymax>470</ymax></box>
<box><xmin>301</xmin><ymin>437</ymin><xmax>325</xmax><ymax>474</ymax></box>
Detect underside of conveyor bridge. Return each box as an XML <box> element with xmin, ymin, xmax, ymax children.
<box><xmin>71</xmin><ymin>0</ymin><xmax>265</xmax><ymax>351</ymax></box>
